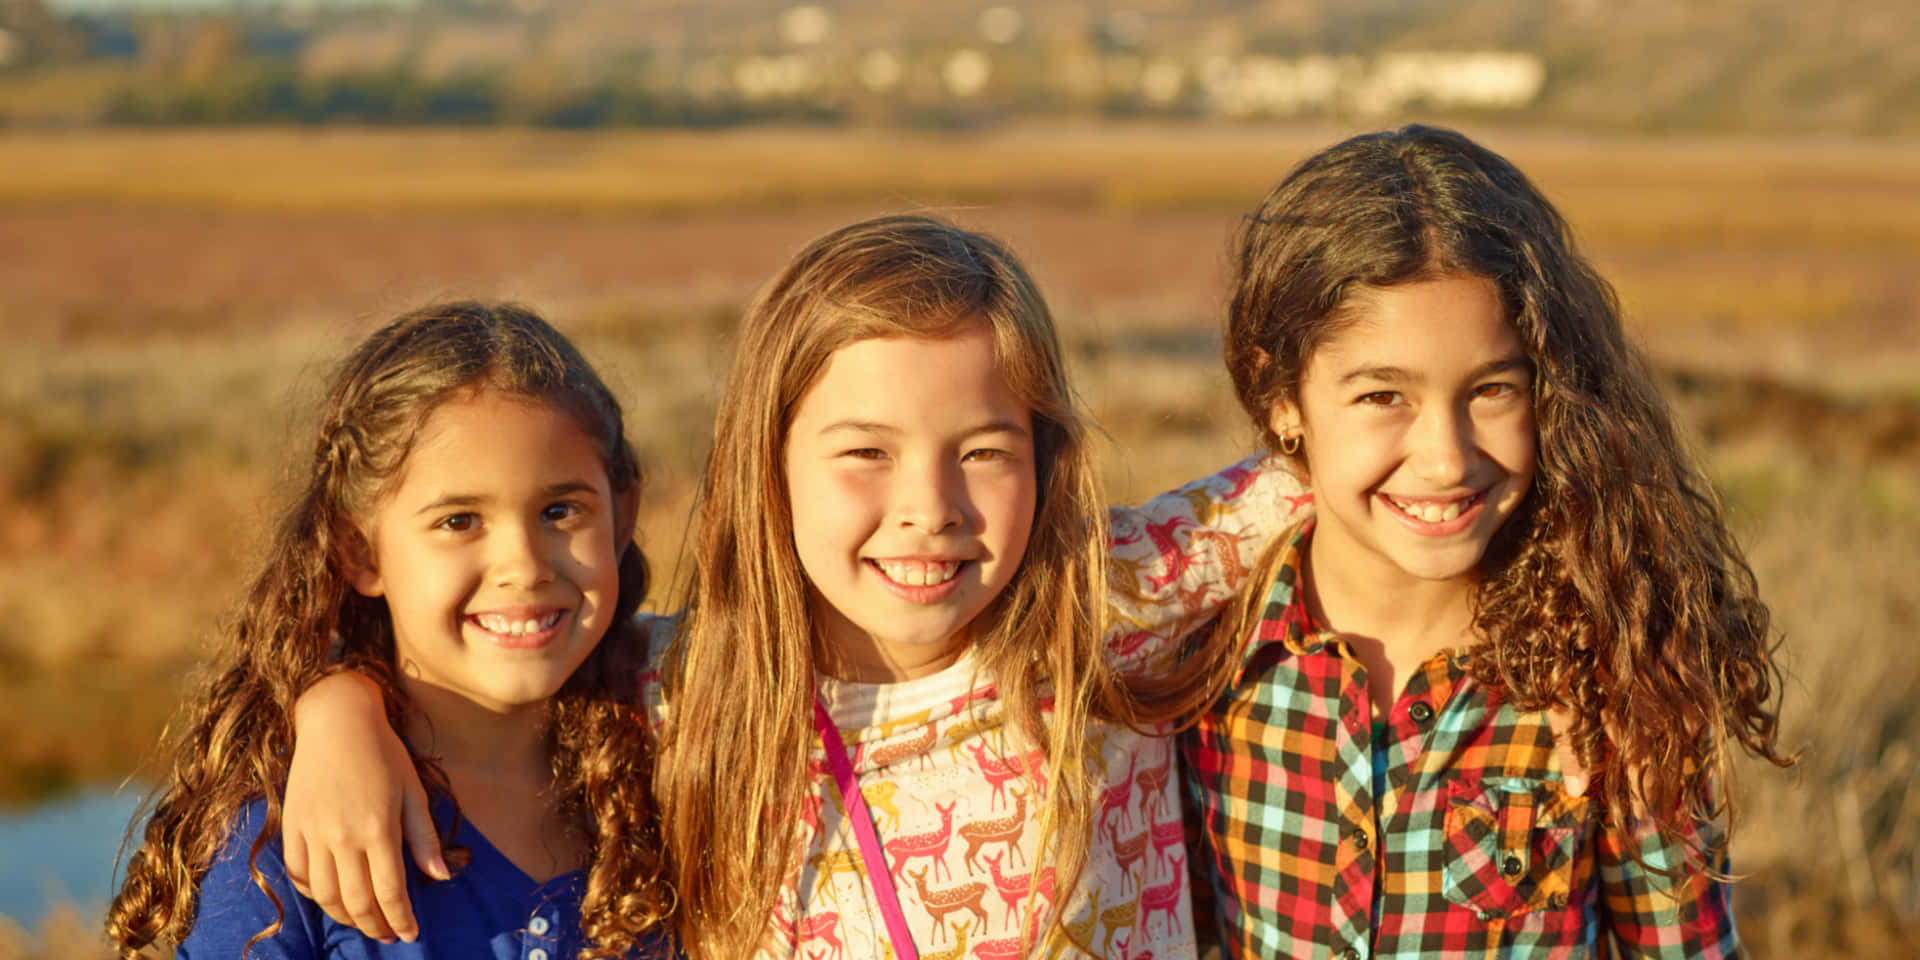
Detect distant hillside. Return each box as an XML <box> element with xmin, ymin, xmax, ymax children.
<box><xmin>1</xmin><ymin>0</ymin><xmax>1916</xmax><ymax>133</ymax></box>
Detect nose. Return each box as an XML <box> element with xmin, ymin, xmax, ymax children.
<box><xmin>893</xmin><ymin>458</ymin><xmax>965</xmax><ymax>533</ymax></box>
<box><xmin>1408</xmin><ymin>401</ymin><xmax>1476</xmax><ymax>487</ymax></box>
<box><xmin>492</xmin><ymin>520</ymin><xmax>556</xmax><ymax>588</ymax></box>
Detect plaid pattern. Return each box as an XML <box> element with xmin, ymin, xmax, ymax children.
<box><xmin>1181</xmin><ymin>522</ymin><xmax>1740</xmax><ymax>959</ymax></box>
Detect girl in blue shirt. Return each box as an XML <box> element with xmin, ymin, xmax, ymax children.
<box><xmin>107</xmin><ymin>302</ymin><xmax>674</xmax><ymax>959</ymax></box>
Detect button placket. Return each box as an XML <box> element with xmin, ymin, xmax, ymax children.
<box><xmin>526</xmin><ymin>909</ymin><xmax>554</xmax><ymax>960</ymax></box>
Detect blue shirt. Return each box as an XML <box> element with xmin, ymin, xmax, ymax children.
<box><xmin>181</xmin><ymin>798</ymin><xmax>671</xmax><ymax>960</ymax></box>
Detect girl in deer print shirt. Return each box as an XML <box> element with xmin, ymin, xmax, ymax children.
<box><xmin>279</xmin><ymin>215</ymin><xmax>1309</xmax><ymax>958</ymax></box>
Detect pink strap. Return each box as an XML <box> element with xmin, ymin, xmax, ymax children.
<box><xmin>813</xmin><ymin>700</ymin><xmax>920</xmax><ymax>960</ymax></box>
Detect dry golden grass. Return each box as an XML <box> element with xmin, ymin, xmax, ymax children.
<box><xmin>1</xmin><ymin>126</ymin><xmax>1914</xmax><ymax>957</ymax></box>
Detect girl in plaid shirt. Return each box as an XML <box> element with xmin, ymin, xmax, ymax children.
<box><xmin>1155</xmin><ymin>126</ymin><xmax>1793</xmax><ymax>959</ymax></box>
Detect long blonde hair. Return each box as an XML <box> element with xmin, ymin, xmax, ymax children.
<box><xmin>657</xmin><ymin>215</ymin><xmax>1123</xmax><ymax>957</ymax></box>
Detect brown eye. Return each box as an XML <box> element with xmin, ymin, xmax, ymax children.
<box><xmin>437</xmin><ymin>513</ymin><xmax>477</xmax><ymax>532</ymax></box>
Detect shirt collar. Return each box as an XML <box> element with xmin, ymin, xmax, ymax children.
<box><xmin>1232</xmin><ymin>519</ymin><xmax>1326</xmax><ymax>688</ymax></box>
<box><xmin>1231</xmin><ymin>519</ymin><xmax>1478</xmax><ymax>695</ymax></box>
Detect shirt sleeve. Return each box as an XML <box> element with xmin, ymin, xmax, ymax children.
<box><xmin>1103</xmin><ymin>454</ymin><xmax>1309</xmax><ymax>667</ymax></box>
<box><xmin>1594</xmin><ymin>814</ymin><xmax>1741</xmax><ymax>959</ymax></box>
<box><xmin>177</xmin><ymin>805</ymin><xmax>326</xmax><ymax>960</ymax></box>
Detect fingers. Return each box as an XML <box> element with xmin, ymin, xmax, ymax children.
<box><xmin>285</xmin><ymin>813</ymin><xmax>407</xmax><ymax>941</ymax></box>
<box><xmin>336</xmin><ymin>849</ymin><xmax>401</xmax><ymax>943</ymax></box>
<box><xmin>299</xmin><ymin>843</ymin><xmax>359</xmax><ymax>932</ymax></box>
<box><xmin>1546</xmin><ymin>706</ymin><xmax>1591</xmax><ymax>799</ymax></box>
<box><xmin>283</xmin><ymin>827</ymin><xmax>312</xmax><ymax>898</ymax></box>
<box><xmin>402</xmin><ymin>781</ymin><xmax>450</xmax><ymax>882</ymax></box>
<box><xmin>364</xmin><ymin>842</ymin><xmax>419</xmax><ymax>942</ymax></box>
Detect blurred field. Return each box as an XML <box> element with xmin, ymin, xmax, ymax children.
<box><xmin>0</xmin><ymin>125</ymin><xmax>1915</xmax><ymax>957</ymax></box>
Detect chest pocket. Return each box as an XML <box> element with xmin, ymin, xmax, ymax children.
<box><xmin>1440</xmin><ymin>776</ymin><xmax>1589</xmax><ymax>920</ymax></box>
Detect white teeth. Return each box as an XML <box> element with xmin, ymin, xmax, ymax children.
<box><xmin>876</xmin><ymin>560</ymin><xmax>961</xmax><ymax>587</ymax></box>
<box><xmin>476</xmin><ymin>611</ymin><xmax>563</xmax><ymax>636</ymax></box>
<box><xmin>1391</xmin><ymin>497</ymin><xmax>1467</xmax><ymax>523</ymax></box>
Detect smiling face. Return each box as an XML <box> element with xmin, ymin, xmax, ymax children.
<box><xmin>1272</xmin><ymin>273</ymin><xmax>1537</xmax><ymax>594</ymax></box>
<box><xmin>351</xmin><ymin>389</ymin><xmax>627</xmax><ymax>715</ymax></box>
<box><xmin>783</xmin><ymin>322</ymin><xmax>1038</xmax><ymax>682</ymax></box>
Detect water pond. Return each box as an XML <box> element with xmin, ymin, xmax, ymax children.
<box><xmin>0</xmin><ymin>787</ymin><xmax>147</xmax><ymax>931</ymax></box>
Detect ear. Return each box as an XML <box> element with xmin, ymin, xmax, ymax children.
<box><xmin>344</xmin><ymin>525</ymin><xmax>385</xmax><ymax>598</ymax></box>
<box><xmin>1266</xmin><ymin>396</ymin><xmax>1303</xmax><ymax>446</ymax></box>
<box><xmin>613</xmin><ymin>484</ymin><xmax>641</xmax><ymax>554</ymax></box>
<box><xmin>1266</xmin><ymin>396</ymin><xmax>1310</xmax><ymax>482</ymax></box>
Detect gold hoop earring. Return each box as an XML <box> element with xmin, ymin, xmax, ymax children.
<box><xmin>1279</xmin><ymin>432</ymin><xmax>1301</xmax><ymax>456</ymax></box>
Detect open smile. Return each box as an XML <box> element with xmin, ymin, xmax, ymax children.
<box><xmin>1380</xmin><ymin>490</ymin><xmax>1487</xmax><ymax>535</ymax></box>
<box><xmin>465</xmin><ymin>608</ymin><xmax>568</xmax><ymax>649</ymax></box>
<box><xmin>866</xmin><ymin>557</ymin><xmax>969</xmax><ymax>603</ymax></box>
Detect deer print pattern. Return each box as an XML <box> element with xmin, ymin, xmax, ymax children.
<box><xmin>742</xmin><ymin>455</ymin><xmax>1308</xmax><ymax>960</ymax></box>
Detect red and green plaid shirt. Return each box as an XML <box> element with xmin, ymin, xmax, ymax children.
<box><xmin>1180</xmin><ymin>522</ymin><xmax>1739</xmax><ymax>959</ymax></box>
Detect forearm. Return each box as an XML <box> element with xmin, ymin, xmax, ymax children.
<box><xmin>1104</xmin><ymin>453</ymin><xmax>1307</xmax><ymax>664</ymax></box>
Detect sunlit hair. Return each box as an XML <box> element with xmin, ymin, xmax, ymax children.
<box><xmin>106</xmin><ymin>302</ymin><xmax>671</xmax><ymax>959</ymax></box>
<box><xmin>657</xmin><ymin>215</ymin><xmax>1121</xmax><ymax>957</ymax></box>
<box><xmin>1190</xmin><ymin>125</ymin><xmax>1790</xmax><ymax>857</ymax></box>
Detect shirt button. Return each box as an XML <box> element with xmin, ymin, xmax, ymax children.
<box><xmin>528</xmin><ymin>949</ymin><xmax>550</xmax><ymax>960</ymax></box>
<box><xmin>1549</xmin><ymin>891</ymin><xmax>1570</xmax><ymax>910</ymax></box>
<box><xmin>1341</xmin><ymin>948</ymin><xmax>1362</xmax><ymax>960</ymax></box>
<box><xmin>1349</xmin><ymin>827</ymin><xmax>1370</xmax><ymax>851</ymax></box>
<box><xmin>1502</xmin><ymin>854</ymin><xmax>1525</xmax><ymax>877</ymax></box>
<box><xmin>1408</xmin><ymin>701</ymin><xmax>1434</xmax><ymax>724</ymax></box>
<box><xmin>528</xmin><ymin>916</ymin><xmax>551</xmax><ymax>936</ymax></box>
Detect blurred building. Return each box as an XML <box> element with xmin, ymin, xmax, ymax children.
<box><xmin>0</xmin><ymin>0</ymin><xmax>1913</xmax><ymax>133</ymax></box>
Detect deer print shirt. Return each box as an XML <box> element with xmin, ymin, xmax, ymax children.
<box><xmin>728</xmin><ymin>456</ymin><xmax>1312</xmax><ymax>960</ymax></box>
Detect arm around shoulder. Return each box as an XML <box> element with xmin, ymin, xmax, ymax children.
<box><xmin>284</xmin><ymin>670</ymin><xmax>445</xmax><ymax>941</ymax></box>
<box><xmin>1104</xmin><ymin>453</ymin><xmax>1310</xmax><ymax>663</ymax></box>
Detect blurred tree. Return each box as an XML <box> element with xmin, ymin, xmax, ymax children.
<box><xmin>0</xmin><ymin>0</ymin><xmax>87</xmax><ymax>71</ymax></box>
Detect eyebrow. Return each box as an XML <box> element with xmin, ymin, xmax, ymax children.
<box><xmin>1336</xmin><ymin>356</ymin><xmax>1531</xmax><ymax>386</ymax></box>
<box><xmin>412</xmin><ymin>481</ymin><xmax>602</xmax><ymax>516</ymax></box>
<box><xmin>817</xmin><ymin>418</ymin><xmax>1032</xmax><ymax>439</ymax></box>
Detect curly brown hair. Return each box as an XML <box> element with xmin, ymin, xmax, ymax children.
<box><xmin>655</xmin><ymin>215</ymin><xmax>1127</xmax><ymax>957</ymax></box>
<box><xmin>1194</xmin><ymin>125</ymin><xmax>1791</xmax><ymax>856</ymax></box>
<box><xmin>106</xmin><ymin>302</ymin><xmax>672</xmax><ymax>958</ymax></box>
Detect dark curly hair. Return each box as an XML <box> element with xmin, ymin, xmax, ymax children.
<box><xmin>1186</xmin><ymin>125</ymin><xmax>1791</xmax><ymax>858</ymax></box>
<box><xmin>107</xmin><ymin>302</ymin><xmax>672</xmax><ymax>958</ymax></box>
